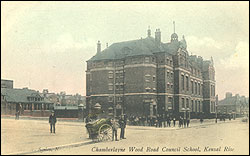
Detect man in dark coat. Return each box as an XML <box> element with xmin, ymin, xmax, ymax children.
<box><xmin>173</xmin><ymin>117</ymin><xmax>176</xmax><ymax>127</ymax></box>
<box><xmin>186</xmin><ymin>117</ymin><xmax>190</xmax><ymax>128</ymax></box>
<box><xmin>119</xmin><ymin>115</ymin><xmax>126</xmax><ymax>139</ymax></box>
<box><xmin>49</xmin><ymin>111</ymin><xmax>57</xmax><ymax>133</ymax></box>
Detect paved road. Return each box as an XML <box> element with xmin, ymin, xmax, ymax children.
<box><xmin>1</xmin><ymin>118</ymin><xmax>249</xmax><ymax>155</ymax></box>
<box><xmin>1</xmin><ymin>119</ymin><xmax>88</xmax><ymax>155</ymax></box>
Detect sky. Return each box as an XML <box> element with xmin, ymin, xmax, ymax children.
<box><xmin>1</xmin><ymin>1</ymin><xmax>249</xmax><ymax>99</ymax></box>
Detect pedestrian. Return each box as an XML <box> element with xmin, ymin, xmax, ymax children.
<box><xmin>184</xmin><ymin>118</ymin><xmax>187</xmax><ymax>128</ymax></box>
<box><xmin>111</xmin><ymin>118</ymin><xmax>119</xmax><ymax>141</ymax></box>
<box><xmin>200</xmin><ymin>116</ymin><xmax>203</xmax><ymax>124</ymax></box>
<box><xmin>49</xmin><ymin>111</ymin><xmax>57</xmax><ymax>133</ymax></box>
<box><xmin>15</xmin><ymin>110</ymin><xmax>20</xmax><ymax>120</ymax></box>
<box><xmin>173</xmin><ymin>117</ymin><xmax>176</xmax><ymax>127</ymax></box>
<box><xmin>179</xmin><ymin>116</ymin><xmax>183</xmax><ymax>128</ymax></box>
<box><xmin>119</xmin><ymin>115</ymin><xmax>126</xmax><ymax>139</ymax></box>
<box><xmin>167</xmin><ymin>116</ymin><xmax>171</xmax><ymax>127</ymax></box>
<box><xmin>186</xmin><ymin>117</ymin><xmax>190</xmax><ymax>128</ymax></box>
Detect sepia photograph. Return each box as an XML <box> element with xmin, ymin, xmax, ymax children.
<box><xmin>1</xmin><ymin>1</ymin><xmax>249</xmax><ymax>155</ymax></box>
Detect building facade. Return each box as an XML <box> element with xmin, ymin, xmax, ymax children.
<box><xmin>42</xmin><ymin>89</ymin><xmax>86</xmax><ymax>118</ymax></box>
<box><xmin>217</xmin><ymin>92</ymin><xmax>249</xmax><ymax>117</ymax></box>
<box><xmin>1</xmin><ymin>87</ymin><xmax>53</xmax><ymax>117</ymax></box>
<box><xmin>86</xmin><ymin>26</ymin><xmax>216</xmax><ymax>119</ymax></box>
<box><xmin>1</xmin><ymin>79</ymin><xmax>14</xmax><ymax>89</ymax></box>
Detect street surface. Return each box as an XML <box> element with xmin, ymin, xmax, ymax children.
<box><xmin>1</xmin><ymin>118</ymin><xmax>249</xmax><ymax>155</ymax></box>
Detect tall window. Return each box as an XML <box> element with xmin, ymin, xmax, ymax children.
<box><xmin>198</xmin><ymin>101</ymin><xmax>201</xmax><ymax>112</ymax></box>
<box><xmin>191</xmin><ymin>81</ymin><xmax>194</xmax><ymax>94</ymax></box>
<box><xmin>108</xmin><ymin>83</ymin><xmax>113</xmax><ymax>91</ymax></box>
<box><xmin>186</xmin><ymin>99</ymin><xmax>189</xmax><ymax>108</ymax></box>
<box><xmin>191</xmin><ymin>100</ymin><xmax>194</xmax><ymax>112</ymax></box>
<box><xmin>153</xmin><ymin>75</ymin><xmax>156</xmax><ymax>82</ymax></box>
<box><xmin>198</xmin><ymin>83</ymin><xmax>200</xmax><ymax>95</ymax></box>
<box><xmin>195</xmin><ymin>101</ymin><xmax>197</xmax><ymax>112</ymax></box>
<box><xmin>108</xmin><ymin>71</ymin><xmax>113</xmax><ymax>78</ymax></box>
<box><xmin>181</xmin><ymin>75</ymin><xmax>185</xmax><ymax>90</ymax></box>
<box><xmin>182</xmin><ymin>98</ymin><xmax>185</xmax><ymax>108</ymax></box>
<box><xmin>186</xmin><ymin>76</ymin><xmax>189</xmax><ymax>91</ymax></box>
<box><xmin>195</xmin><ymin>82</ymin><xmax>197</xmax><ymax>94</ymax></box>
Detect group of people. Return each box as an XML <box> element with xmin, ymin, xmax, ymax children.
<box><xmin>127</xmin><ymin>115</ymin><xmax>191</xmax><ymax>128</ymax></box>
<box><xmin>111</xmin><ymin>115</ymin><xmax>127</xmax><ymax>141</ymax></box>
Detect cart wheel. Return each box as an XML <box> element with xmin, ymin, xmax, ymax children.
<box><xmin>98</xmin><ymin>124</ymin><xmax>112</xmax><ymax>142</ymax></box>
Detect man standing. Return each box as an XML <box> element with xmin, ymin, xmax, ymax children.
<box><xmin>119</xmin><ymin>115</ymin><xmax>126</xmax><ymax>139</ymax></box>
<box><xmin>173</xmin><ymin>117</ymin><xmax>176</xmax><ymax>127</ymax></box>
<box><xmin>111</xmin><ymin>118</ymin><xmax>119</xmax><ymax>141</ymax></box>
<box><xmin>49</xmin><ymin>111</ymin><xmax>57</xmax><ymax>133</ymax></box>
<box><xmin>186</xmin><ymin>116</ymin><xmax>190</xmax><ymax>128</ymax></box>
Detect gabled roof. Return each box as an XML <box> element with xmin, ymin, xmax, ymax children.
<box><xmin>1</xmin><ymin>88</ymin><xmax>52</xmax><ymax>104</ymax></box>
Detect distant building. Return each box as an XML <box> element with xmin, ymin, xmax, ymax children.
<box><xmin>1</xmin><ymin>87</ymin><xmax>53</xmax><ymax>116</ymax></box>
<box><xmin>1</xmin><ymin>79</ymin><xmax>13</xmax><ymax>89</ymax></box>
<box><xmin>42</xmin><ymin>89</ymin><xmax>86</xmax><ymax>118</ymax></box>
<box><xmin>217</xmin><ymin>93</ymin><xmax>249</xmax><ymax>116</ymax></box>
<box><xmin>86</xmin><ymin>25</ymin><xmax>216</xmax><ymax>119</ymax></box>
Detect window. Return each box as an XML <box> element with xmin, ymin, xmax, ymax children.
<box><xmin>198</xmin><ymin>101</ymin><xmax>201</xmax><ymax>112</ymax></box>
<box><xmin>186</xmin><ymin>99</ymin><xmax>189</xmax><ymax>108</ymax></box>
<box><xmin>145</xmin><ymin>87</ymin><xmax>150</xmax><ymax>92</ymax></box>
<box><xmin>181</xmin><ymin>75</ymin><xmax>185</xmax><ymax>90</ymax></box>
<box><xmin>108</xmin><ymin>84</ymin><xmax>113</xmax><ymax>91</ymax></box>
<box><xmin>198</xmin><ymin>83</ymin><xmax>200</xmax><ymax>95</ymax></box>
<box><xmin>182</xmin><ymin>98</ymin><xmax>185</xmax><ymax>108</ymax></box>
<box><xmin>108</xmin><ymin>71</ymin><xmax>113</xmax><ymax>78</ymax></box>
<box><xmin>117</xmin><ymin>96</ymin><xmax>122</xmax><ymax>102</ymax></box>
<box><xmin>191</xmin><ymin>100</ymin><xmax>194</xmax><ymax>112</ymax></box>
<box><xmin>167</xmin><ymin>84</ymin><xmax>170</xmax><ymax>89</ymax></box>
<box><xmin>195</xmin><ymin>82</ymin><xmax>197</xmax><ymax>94</ymax></box>
<box><xmin>186</xmin><ymin>76</ymin><xmax>189</xmax><ymax>91</ymax></box>
<box><xmin>166</xmin><ymin>58</ymin><xmax>169</xmax><ymax>65</ymax></box>
<box><xmin>145</xmin><ymin>57</ymin><xmax>150</xmax><ymax>63</ymax></box>
<box><xmin>152</xmin><ymin>57</ymin><xmax>155</xmax><ymax>63</ymax></box>
<box><xmin>116</xmin><ymin>84</ymin><xmax>120</xmax><ymax>90</ymax></box>
<box><xmin>167</xmin><ymin>72</ymin><xmax>170</xmax><ymax>78</ymax></box>
<box><xmin>153</xmin><ymin>75</ymin><xmax>156</xmax><ymax>82</ymax></box>
<box><xmin>191</xmin><ymin>81</ymin><xmax>194</xmax><ymax>94</ymax></box>
<box><xmin>145</xmin><ymin>74</ymin><xmax>151</xmax><ymax>82</ymax></box>
<box><xmin>168</xmin><ymin>97</ymin><xmax>173</xmax><ymax>104</ymax></box>
<box><xmin>108</xmin><ymin>62</ymin><xmax>113</xmax><ymax>67</ymax></box>
<box><xmin>170</xmin><ymin>72</ymin><xmax>173</xmax><ymax>79</ymax></box>
<box><xmin>171</xmin><ymin>84</ymin><xmax>173</xmax><ymax>89</ymax></box>
<box><xmin>120</xmin><ymin>84</ymin><xmax>124</xmax><ymax>90</ymax></box>
<box><xmin>108</xmin><ymin>96</ymin><xmax>113</xmax><ymax>102</ymax></box>
<box><xmin>195</xmin><ymin>101</ymin><xmax>197</xmax><ymax>112</ymax></box>
<box><xmin>201</xmin><ymin>84</ymin><xmax>203</xmax><ymax>95</ymax></box>
<box><xmin>170</xmin><ymin>60</ymin><xmax>173</xmax><ymax>66</ymax></box>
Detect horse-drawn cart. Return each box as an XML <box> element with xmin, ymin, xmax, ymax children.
<box><xmin>85</xmin><ymin>118</ymin><xmax>113</xmax><ymax>142</ymax></box>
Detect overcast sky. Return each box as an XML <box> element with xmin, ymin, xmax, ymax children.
<box><xmin>1</xmin><ymin>1</ymin><xmax>249</xmax><ymax>99</ymax></box>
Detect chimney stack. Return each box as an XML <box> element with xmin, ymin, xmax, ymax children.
<box><xmin>155</xmin><ymin>29</ymin><xmax>161</xmax><ymax>45</ymax></box>
<box><xmin>147</xmin><ymin>26</ymin><xmax>151</xmax><ymax>37</ymax></box>
<box><xmin>97</xmin><ymin>40</ymin><xmax>101</xmax><ymax>53</ymax></box>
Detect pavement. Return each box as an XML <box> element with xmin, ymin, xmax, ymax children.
<box><xmin>1</xmin><ymin>117</ymin><xmax>249</xmax><ymax>155</ymax></box>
